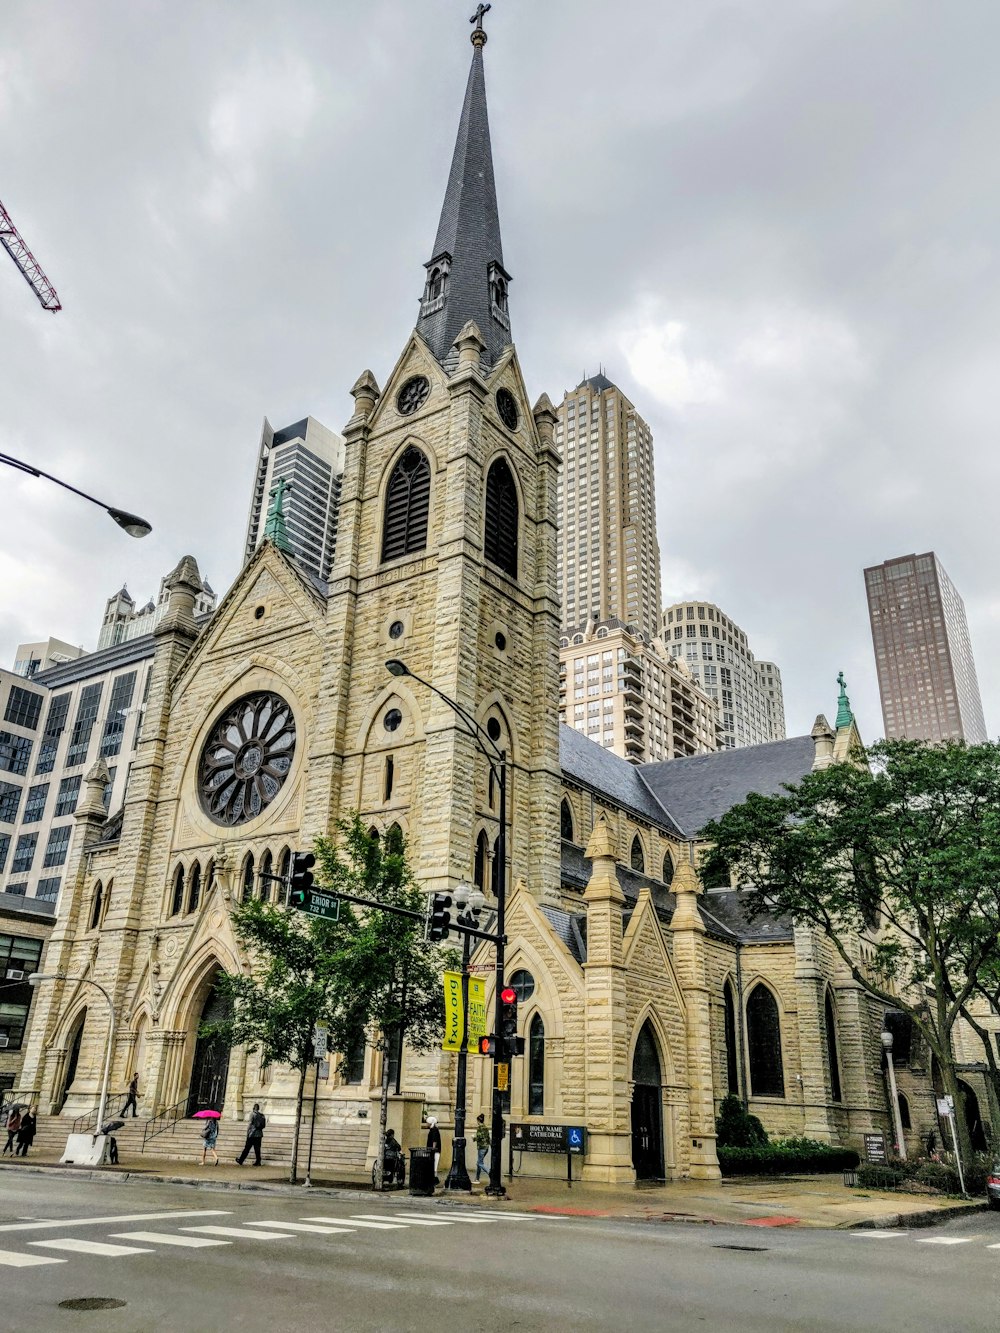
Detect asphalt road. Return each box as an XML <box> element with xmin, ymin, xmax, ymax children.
<box><xmin>0</xmin><ymin>1174</ymin><xmax>996</xmax><ymax>1333</ymax></box>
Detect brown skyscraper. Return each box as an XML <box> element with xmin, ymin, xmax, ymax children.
<box><xmin>864</xmin><ymin>552</ymin><xmax>987</xmax><ymax>743</ymax></box>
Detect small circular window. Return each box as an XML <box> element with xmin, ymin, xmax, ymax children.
<box><xmin>397</xmin><ymin>375</ymin><xmax>430</xmax><ymax>416</ymax></box>
<box><xmin>389</xmin><ymin>620</ymin><xmax>405</xmax><ymax>640</ymax></box>
<box><xmin>494</xmin><ymin>631</ymin><xmax>507</xmax><ymax>652</ymax></box>
<box><xmin>384</xmin><ymin>708</ymin><xmax>403</xmax><ymax>733</ymax></box>
<box><xmin>486</xmin><ymin>717</ymin><xmax>502</xmax><ymax>742</ymax></box>
<box><xmin>254</xmin><ymin>606</ymin><xmax>265</xmax><ymax>621</ymax></box>
<box><xmin>496</xmin><ymin>387</ymin><xmax>519</xmax><ymax>431</ymax></box>
<box><xmin>508</xmin><ymin>969</ymin><xmax>535</xmax><ymax>1002</ymax></box>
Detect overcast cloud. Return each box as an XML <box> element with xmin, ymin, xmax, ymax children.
<box><xmin>3</xmin><ymin>0</ymin><xmax>999</xmax><ymax>742</ymax></box>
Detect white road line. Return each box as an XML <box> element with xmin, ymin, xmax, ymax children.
<box><xmin>0</xmin><ymin>1210</ymin><xmax>230</xmax><ymax>1234</ymax></box>
<box><xmin>402</xmin><ymin>1213</ymin><xmax>494</xmax><ymax>1224</ymax></box>
<box><xmin>467</xmin><ymin>1210</ymin><xmax>539</xmax><ymax>1220</ymax></box>
<box><xmin>985</xmin><ymin>1243</ymin><xmax>1000</xmax><ymax>1249</ymax></box>
<box><xmin>302</xmin><ymin>1217</ymin><xmax>407</xmax><ymax>1231</ymax></box>
<box><xmin>182</xmin><ymin>1226</ymin><xmax>294</xmax><ymax>1241</ymax></box>
<box><xmin>381</xmin><ymin>1215</ymin><xmax>454</xmax><ymax>1227</ymax></box>
<box><xmin>916</xmin><ymin>1237</ymin><xmax>973</xmax><ymax>1245</ymax></box>
<box><xmin>246</xmin><ymin>1221</ymin><xmax>356</xmax><ymax>1235</ymax></box>
<box><xmin>851</xmin><ymin>1231</ymin><xmax>906</xmax><ymax>1238</ymax></box>
<box><xmin>111</xmin><ymin>1232</ymin><xmax>231</xmax><ymax>1248</ymax></box>
<box><xmin>0</xmin><ymin>1250</ymin><xmax>67</xmax><ymax>1268</ymax></box>
<box><xmin>32</xmin><ymin>1238</ymin><xmax>154</xmax><ymax>1257</ymax></box>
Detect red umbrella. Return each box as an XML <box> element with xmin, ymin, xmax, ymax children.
<box><xmin>191</xmin><ymin>1109</ymin><xmax>222</xmax><ymax>1119</ymax></box>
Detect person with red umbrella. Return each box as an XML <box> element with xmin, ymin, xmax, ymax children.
<box><xmin>193</xmin><ymin>1110</ymin><xmax>221</xmax><ymax>1166</ymax></box>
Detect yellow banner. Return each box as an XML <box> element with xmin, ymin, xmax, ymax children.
<box><xmin>442</xmin><ymin>972</ymin><xmax>489</xmax><ymax>1053</ymax></box>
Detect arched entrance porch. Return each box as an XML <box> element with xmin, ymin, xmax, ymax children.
<box><xmin>631</xmin><ymin>1021</ymin><xmax>665</xmax><ymax>1180</ymax></box>
<box><xmin>57</xmin><ymin>1009</ymin><xmax>87</xmax><ymax>1112</ymax></box>
<box><xmin>186</xmin><ymin>975</ymin><xmax>232</xmax><ymax>1116</ymax></box>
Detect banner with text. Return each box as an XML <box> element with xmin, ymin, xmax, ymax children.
<box><xmin>442</xmin><ymin>971</ymin><xmax>488</xmax><ymax>1052</ymax></box>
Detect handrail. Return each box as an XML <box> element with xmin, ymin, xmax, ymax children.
<box><xmin>142</xmin><ymin>1096</ymin><xmax>189</xmax><ymax>1151</ymax></box>
<box><xmin>72</xmin><ymin>1104</ymin><xmax>104</xmax><ymax>1134</ymax></box>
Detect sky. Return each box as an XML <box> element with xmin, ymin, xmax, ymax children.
<box><xmin>3</xmin><ymin>0</ymin><xmax>1000</xmax><ymax>743</ymax></box>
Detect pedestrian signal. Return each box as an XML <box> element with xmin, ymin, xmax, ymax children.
<box><xmin>429</xmin><ymin>892</ymin><xmax>453</xmax><ymax>941</ymax></box>
<box><xmin>479</xmin><ymin>1034</ymin><xmax>496</xmax><ymax>1057</ymax></box>
<box><xmin>289</xmin><ymin>851</ymin><xmax>316</xmax><ymax>907</ymax></box>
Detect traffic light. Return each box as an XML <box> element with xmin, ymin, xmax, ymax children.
<box><xmin>479</xmin><ymin>1034</ymin><xmax>496</xmax><ymax>1057</ymax></box>
<box><xmin>500</xmin><ymin>985</ymin><xmax>522</xmax><ymax>1057</ymax></box>
<box><xmin>428</xmin><ymin>892</ymin><xmax>452</xmax><ymax>941</ymax></box>
<box><xmin>289</xmin><ymin>852</ymin><xmax>316</xmax><ymax>908</ymax></box>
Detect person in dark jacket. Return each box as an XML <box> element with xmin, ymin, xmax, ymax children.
<box><xmin>2</xmin><ymin>1107</ymin><xmax>21</xmax><ymax>1156</ymax></box>
<box><xmin>15</xmin><ymin>1107</ymin><xmax>36</xmax><ymax>1157</ymax></box>
<box><xmin>121</xmin><ymin>1072</ymin><xmax>139</xmax><ymax>1118</ymax></box>
<box><xmin>425</xmin><ymin>1115</ymin><xmax>442</xmax><ymax>1182</ymax></box>
<box><xmin>236</xmin><ymin>1103</ymin><xmax>266</xmax><ymax>1166</ymax></box>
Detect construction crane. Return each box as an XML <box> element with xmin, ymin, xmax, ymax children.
<box><xmin>0</xmin><ymin>198</ymin><xmax>62</xmax><ymax>312</ymax></box>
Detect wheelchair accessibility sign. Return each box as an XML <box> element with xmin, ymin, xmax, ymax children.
<box><xmin>566</xmin><ymin>1126</ymin><xmax>586</xmax><ymax>1155</ymax></box>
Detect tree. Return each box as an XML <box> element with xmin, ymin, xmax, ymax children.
<box><xmin>699</xmin><ymin>738</ymin><xmax>1000</xmax><ymax>1166</ymax></box>
<box><xmin>203</xmin><ymin>893</ymin><xmax>365</xmax><ymax>1184</ymax></box>
<box><xmin>315</xmin><ymin>817</ymin><xmax>452</xmax><ymax>1189</ymax></box>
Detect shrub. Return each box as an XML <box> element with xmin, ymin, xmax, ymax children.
<box><xmin>856</xmin><ymin>1163</ymin><xmax>908</xmax><ymax>1190</ymax></box>
<box><xmin>855</xmin><ymin>1154</ymin><xmax>991</xmax><ymax>1196</ymax></box>
<box><xmin>716</xmin><ymin>1094</ymin><xmax>768</xmax><ymax>1148</ymax></box>
<box><xmin>718</xmin><ymin>1142</ymin><xmax>860</xmax><ymax>1177</ymax></box>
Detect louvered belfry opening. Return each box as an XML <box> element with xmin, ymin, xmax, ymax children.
<box><xmin>484</xmin><ymin>456</ymin><xmax>518</xmax><ymax>578</ymax></box>
<box><xmin>382</xmin><ymin>446</ymin><xmax>431</xmax><ymax>562</ymax></box>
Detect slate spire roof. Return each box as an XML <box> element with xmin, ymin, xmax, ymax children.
<box><xmin>415</xmin><ymin>27</ymin><xmax>511</xmax><ymax>370</ymax></box>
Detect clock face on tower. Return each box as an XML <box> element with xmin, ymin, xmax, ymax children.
<box><xmin>397</xmin><ymin>376</ymin><xmax>430</xmax><ymax>416</ymax></box>
<box><xmin>198</xmin><ymin>692</ymin><xmax>296</xmax><ymax>826</ymax></box>
<box><xmin>496</xmin><ymin>387</ymin><xmax>519</xmax><ymax>431</ymax></box>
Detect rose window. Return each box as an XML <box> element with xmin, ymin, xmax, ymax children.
<box><xmin>198</xmin><ymin>692</ymin><xmax>296</xmax><ymax>826</ymax></box>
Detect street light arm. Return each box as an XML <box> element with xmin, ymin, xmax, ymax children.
<box><xmin>386</xmin><ymin>661</ymin><xmax>504</xmax><ymax>765</ymax></box>
<box><xmin>29</xmin><ymin>972</ymin><xmax>116</xmax><ymax>1135</ymax></box>
<box><xmin>0</xmin><ymin>452</ymin><xmax>152</xmax><ymax>538</ymax></box>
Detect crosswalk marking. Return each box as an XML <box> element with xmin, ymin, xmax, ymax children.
<box><xmin>302</xmin><ymin>1217</ymin><xmax>407</xmax><ymax>1231</ymax></box>
<box><xmin>0</xmin><ymin>1250</ymin><xmax>67</xmax><ymax>1268</ymax></box>
<box><xmin>182</xmin><ymin>1226</ymin><xmax>294</xmax><ymax>1241</ymax></box>
<box><xmin>851</xmin><ymin>1231</ymin><xmax>905</xmax><ymax>1238</ymax></box>
<box><xmin>0</xmin><ymin>1209</ymin><xmax>230</xmax><ymax>1234</ymax></box>
<box><xmin>247</xmin><ymin>1221</ymin><xmax>356</xmax><ymax>1235</ymax></box>
<box><xmin>469</xmin><ymin>1210</ymin><xmax>538</xmax><ymax>1220</ymax></box>
<box><xmin>916</xmin><ymin>1237</ymin><xmax>972</xmax><ymax>1246</ymax></box>
<box><xmin>383</xmin><ymin>1215</ymin><xmax>455</xmax><ymax>1227</ymax></box>
<box><xmin>111</xmin><ymin>1232</ymin><xmax>231</xmax><ymax>1248</ymax></box>
<box><xmin>32</xmin><ymin>1238</ymin><xmax>153</xmax><ymax>1257</ymax></box>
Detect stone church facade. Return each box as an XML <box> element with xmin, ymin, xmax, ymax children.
<box><xmin>18</xmin><ymin>20</ymin><xmax>957</xmax><ymax>1181</ymax></box>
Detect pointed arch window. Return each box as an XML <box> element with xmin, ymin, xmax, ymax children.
<box><xmin>188</xmin><ymin>862</ymin><xmax>202</xmax><ymax>914</ymax></box>
<box><xmin>258</xmin><ymin>851</ymin><xmax>273</xmax><ymax>901</ymax></box>
<box><xmin>382</xmin><ymin>447</ymin><xmax>431</xmax><ymax>562</ymax></box>
<box><xmin>747</xmin><ymin>984</ymin><xmax>784</xmax><ymax>1098</ymax></box>
<box><xmin>897</xmin><ymin>1092</ymin><xmax>911</xmax><ymax>1129</ymax></box>
<box><xmin>241</xmin><ymin>854</ymin><xmax>255</xmax><ymax>904</ymax></box>
<box><xmin>825</xmin><ymin>990</ymin><xmax>842</xmax><ymax>1102</ymax></box>
<box><xmin>277</xmin><ymin>847</ymin><xmax>291</xmax><ymax>906</ymax></box>
<box><xmin>484</xmin><ymin>457</ymin><xmax>518</xmax><ymax>579</ymax></box>
<box><xmin>528</xmin><ymin>1014</ymin><xmax>545</xmax><ymax>1115</ymax></box>
<box><xmin>90</xmin><ymin>881</ymin><xmax>104</xmax><ymax>931</ymax></box>
<box><xmin>662</xmin><ymin>852</ymin><xmax>674</xmax><ymax>886</ymax></box>
<box><xmin>630</xmin><ymin>835</ymin><xmax>645</xmax><ymax>874</ymax></box>
<box><xmin>474</xmin><ymin>830</ymin><xmax>490</xmax><ymax>893</ymax></box>
<box><xmin>170</xmin><ymin>866</ymin><xmax>185</xmax><ymax>917</ymax></box>
<box><xmin>723</xmin><ymin>979</ymin><xmax>740</xmax><ymax>1096</ymax></box>
<box><xmin>560</xmin><ymin>798</ymin><xmax>574</xmax><ymax>843</ymax></box>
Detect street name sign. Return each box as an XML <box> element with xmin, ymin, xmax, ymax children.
<box><xmin>296</xmin><ymin>890</ymin><xmax>340</xmax><ymax>921</ymax></box>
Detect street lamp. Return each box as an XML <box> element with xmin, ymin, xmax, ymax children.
<box><xmin>1</xmin><ymin>452</ymin><xmax>152</xmax><ymax>538</ymax></box>
<box><xmin>881</xmin><ymin>1028</ymin><xmax>907</xmax><ymax>1161</ymax></box>
<box><xmin>29</xmin><ymin>973</ymin><xmax>117</xmax><ymax>1140</ymax></box>
<box><xmin>444</xmin><ymin>880</ymin><xmax>487</xmax><ymax>1193</ymax></box>
<box><xmin>386</xmin><ymin>658</ymin><xmax>510</xmax><ymax>1198</ymax></box>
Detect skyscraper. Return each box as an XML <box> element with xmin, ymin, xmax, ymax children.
<box><xmin>244</xmin><ymin>416</ymin><xmax>345</xmax><ymax>581</ymax></box>
<box><xmin>662</xmin><ymin>601</ymin><xmax>786</xmax><ymax>749</ymax></box>
<box><xmin>864</xmin><ymin>551</ymin><xmax>987</xmax><ymax>743</ymax></box>
<box><xmin>555</xmin><ymin>374</ymin><xmax>661</xmax><ymax>641</ymax></box>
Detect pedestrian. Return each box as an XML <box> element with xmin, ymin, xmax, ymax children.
<box><xmin>474</xmin><ymin>1112</ymin><xmax>490</xmax><ymax>1182</ymax></box>
<box><xmin>15</xmin><ymin>1107</ymin><xmax>36</xmax><ymax>1157</ymax></box>
<box><xmin>235</xmin><ymin>1103</ymin><xmax>266</xmax><ymax>1166</ymax></box>
<box><xmin>3</xmin><ymin>1107</ymin><xmax>22</xmax><ymax>1156</ymax></box>
<box><xmin>199</xmin><ymin>1116</ymin><xmax>220</xmax><ymax>1166</ymax></box>
<box><xmin>120</xmin><ymin>1072</ymin><xmax>139</xmax><ymax>1118</ymax></box>
<box><xmin>425</xmin><ymin>1115</ymin><xmax>442</xmax><ymax>1183</ymax></box>
<box><xmin>108</xmin><ymin>1135</ymin><xmax>119</xmax><ymax>1165</ymax></box>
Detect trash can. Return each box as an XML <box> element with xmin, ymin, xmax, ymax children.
<box><xmin>409</xmin><ymin>1147</ymin><xmax>435</xmax><ymax>1197</ymax></box>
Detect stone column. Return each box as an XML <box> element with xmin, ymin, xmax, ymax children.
<box><xmin>670</xmin><ymin>849</ymin><xmax>721</xmax><ymax>1180</ymax></box>
<box><xmin>580</xmin><ymin>815</ymin><xmax>634</xmax><ymax>1183</ymax></box>
<box><xmin>793</xmin><ymin>925</ymin><xmax>839</xmax><ymax>1141</ymax></box>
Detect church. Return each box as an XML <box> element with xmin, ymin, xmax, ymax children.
<box><xmin>20</xmin><ymin>15</ymin><xmax>941</xmax><ymax>1182</ymax></box>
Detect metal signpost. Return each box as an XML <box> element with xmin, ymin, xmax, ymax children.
<box><xmin>937</xmin><ymin>1096</ymin><xmax>967</xmax><ymax>1195</ymax></box>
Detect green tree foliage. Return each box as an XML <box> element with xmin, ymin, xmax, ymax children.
<box><xmin>700</xmin><ymin>739</ymin><xmax>1000</xmax><ymax>1165</ymax></box>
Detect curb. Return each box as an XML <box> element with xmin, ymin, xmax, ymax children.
<box><xmin>839</xmin><ymin>1201</ymin><xmax>989</xmax><ymax>1230</ymax></box>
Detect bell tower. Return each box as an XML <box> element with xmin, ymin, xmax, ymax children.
<box><xmin>323</xmin><ymin>9</ymin><xmax>561</xmax><ymax>908</ymax></box>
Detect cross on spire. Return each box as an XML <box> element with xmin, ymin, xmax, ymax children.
<box><xmin>470</xmin><ymin>3</ymin><xmax>491</xmax><ymax>33</ymax></box>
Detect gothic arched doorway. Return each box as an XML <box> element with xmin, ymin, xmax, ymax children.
<box><xmin>59</xmin><ymin>1009</ymin><xmax>87</xmax><ymax>1112</ymax></box>
<box><xmin>631</xmin><ymin>1021</ymin><xmax>665</xmax><ymax>1180</ymax></box>
<box><xmin>958</xmin><ymin>1080</ymin><xmax>988</xmax><ymax>1152</ymax></box>
<box><xmin>186</xmin><ymin>977</ymin><xmax>232</xmax><ymax>1116</ymax></box>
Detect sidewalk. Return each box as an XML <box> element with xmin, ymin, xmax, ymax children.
<box><xmin>0</xmin><ymin>1152</ymin><xmax>985</xmax><ymax>1230</ymax></box>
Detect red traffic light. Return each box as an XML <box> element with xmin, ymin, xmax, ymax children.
<box><xmin>500</xmin><ymin>987</ymin><xmax>516</xmax><ymax>1005</ymax></box>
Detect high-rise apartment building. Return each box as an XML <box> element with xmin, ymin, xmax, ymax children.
<box><xmin>864</xmin><ymin>552</ymin><xmax>987</xmax><ymax>743</ymax></box>
<box><xmin>555</xmin><ymin>374</ymin><xmax>661</xmax><ymax>641</ymax></box>
<box><xmin>662</xmin><ymin>601</ymin><xmax>786</xmax><ymax>749</ymax></box>
<box><xmin>244</xmin><ymin>416</ymin><xmax>345</xmax><ymax>581</ymax></box>
<box><xmin>12</xmin><ymin>639</ymin><xmax>84</xmax><ymax>679</ymax></box>
<box><xmin>559</xmin><ymin>618</ymin><xmax>720</xmax><ymax>763</ymax></box>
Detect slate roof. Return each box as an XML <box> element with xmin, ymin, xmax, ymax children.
<box><xmin>638</xmin><ymin>734</ymin><xmax>817</xmax><ymax>838</ymax></box>
<box><xmin>415</xmin><ymin>41</ymin><xmax>509</xmax><ymax>369</ymax></box>
<box><xmin>559</xmin><ymin>724</ymin><xmax>682</xmax><ymax>835</ymax></box>
<box><xmin>33</xmin><ymin>632</ymin><xmax>157</xmax><ymax>689</ymax></box>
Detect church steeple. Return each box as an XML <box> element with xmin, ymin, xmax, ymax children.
<box><xmin>415</xmin><ymin>8</ymin><xmax>511</xmax><ymax>371</ymax></box>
